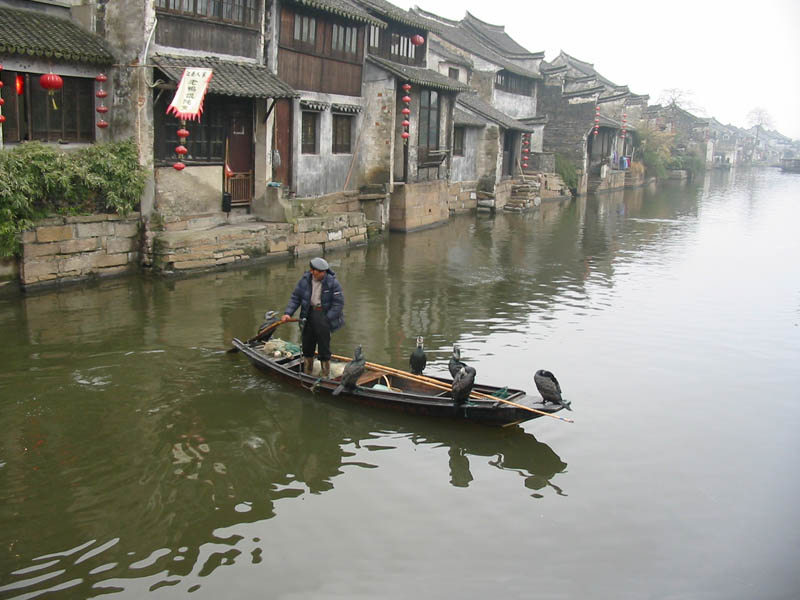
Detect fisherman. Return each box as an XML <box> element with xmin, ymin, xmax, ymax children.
<box><xmin>280</xmin><ymin>257</ymin><xmax>344</xmax><ymax>378</ymax></box>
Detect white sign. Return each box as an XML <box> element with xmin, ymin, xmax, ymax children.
<box><xmin>167</xmin><ymin>68</ymin><xmax>213</xmax><ymax>121</ymax></box>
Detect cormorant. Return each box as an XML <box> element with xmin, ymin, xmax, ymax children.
<box><xmin>409</xmin><ymin>336</ymin><xmax>427</xmax><ymax>375</ymax></box>
<box><xmin>534</xmin><ymin>369</ymin><xmax>571</xmax><ymax>410</ymax></box>
<box><xmin>448</xmin><ymin>344</ymin><xmax>467</xmax><ymax>379</ymax></box>
<box><xmin>332</xmin><ymin>345</ymin><xmax>366</xmax><ymax>396</ymax></box>
<box><xmin>451</xmin><ymin>366</ymin><xmax>476</xmax><ymax>405</ymax></box>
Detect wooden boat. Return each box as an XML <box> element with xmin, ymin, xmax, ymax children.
<box><xmin>231</xmin><ymin>337</ymin><xmax>571</xmax><ymax>426</ymax></box>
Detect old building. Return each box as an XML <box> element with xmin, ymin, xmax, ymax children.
<box><xmin>539</xmin><ymin>51</ymin><xmax>647</xmax><ymax>195</ymax></box>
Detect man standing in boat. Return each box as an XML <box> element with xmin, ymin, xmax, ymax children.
<box><xmin>280</xmin><ymin>257</ymin><xmax>345</xmax><ymax>378</ymax></box>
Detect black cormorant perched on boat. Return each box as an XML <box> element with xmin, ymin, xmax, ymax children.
<box><xmin>448</xmin><ymin>344</ymin><xmax>467</xmax><ymax>379</ymax></box>
<box><xmin>333</xmin><ymin>345</ymin><xmax>366</xmax><ymax>396</ymax></box>
<box><xmin>409</xmin><ymin>336</ymin><xmax>427</xmax><ymax>375</ymax></box>
<box><xmin>534</xmin><ymin>369</ymin><xmax>571</xmax><ymax>410</ymax></box>
<box><xmin>451</xmin><ymin>366</ymin><xmax>476</xmax><ymax>405</ymax></box>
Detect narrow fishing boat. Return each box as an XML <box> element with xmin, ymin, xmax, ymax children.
<box><xmin>230</xmin><ymin>333</ymin><xmax>572</xmax><ymax>427</ymax></box>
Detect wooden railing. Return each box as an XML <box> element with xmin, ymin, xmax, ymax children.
<box><xmin>225</xmin><ymin>172</ymin><xmax>252</xmax><ymax>208</ymax></box>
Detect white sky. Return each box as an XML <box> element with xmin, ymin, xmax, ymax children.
<box><xmin>396</xmin><ymin>0</ymin><xmax>800</xmax><ymax>139</ymax></box>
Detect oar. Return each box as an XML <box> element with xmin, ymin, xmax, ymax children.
<box><xmin>330</xmin><ymin>355</ymin><xmax>573</xmax><ymax>423</ymax></box>
<box><xmin>228</xmin><ymin>318</ymin><xmax>298</xmax><ymax>353</ymax></box>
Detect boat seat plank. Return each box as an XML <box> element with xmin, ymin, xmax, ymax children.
<box><xmin>356</xmin><ymin>371</ymin><xmax>385</xmax><ymax>386</ymax></box>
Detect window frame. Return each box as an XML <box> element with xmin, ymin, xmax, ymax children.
<box><xmin>0</xmin><ymin>70</ymin><xmax>95</xmax><ymax>144</ymax></box>
<box><xmin>301</xmin><ymin>110</ymin><xmax>319</xmax><ymax>155</ymax></box>
<box><xmin>153</xmin><ymin>90</ymin><xmax>227</xmax><ymax>164</ymax></box>
<box><xmin>453</xmin><ymin>126</ymin><xmax>465</xmax><ymax>157</ymax></box>
<box><xmin>332</xmin><ymin>113</ymin><xmax>354</xmax><ymax>154</ymax></box>
<box><xmin>418</xmin><ymin>89</ymin><xmax>440</xmax><ymax>150</ymax></box>
<box><xmin>155</xmin><ymin>0</ymin><xmax>259</xmax><ymax>27</ymax></box>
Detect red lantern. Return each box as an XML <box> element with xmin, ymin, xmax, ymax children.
<box><xmin>411</xmin><ymin>34</ymin><xmax>424</xmax><ymax>46</ymax></box>
<box><xmin>401</xmin><ymin>107</ymin><xmax>410</xmax><ymax>115</ymax></box>
<box><xmin>402</xmin><ymin>83</ymin><xmax>411</xmax><ymax>92</ymax></box>
<box><xmin>96</xmin><ymin>89</ymin><xmax>108</xmax><ymax>98</ymax></box>
<box><xmin>522</xmin><ymin>162</ymin><xmax>529</xmax><ymax>168</ymax></box>
<box><xmin>0</xmin><ymin>98</ymin><xmax>4</xmax><ymax>106</ymax></box>
<box><xmin>402</xmin><ymin>120</ymin><xmax>410</xmax><ymax>127</ymax></box>
<box><xmin>177</xmin><ymin>128</ymin><xmax>190</xmax><ymax>139</ymax></box>
<box><xmin>0</xmin><ymin>115</ymin><xmax>5</xmax><ymax>124</ymax></box>
<box><xmin>175</xmin><ymin>145</ymin><xmax>188</xmax><ymax>155</ymax></box>
<box><xmin>96</xmin><ymin>73</ymin><xmax>108</xmax><ymax>83</ymax></box>
<box><xmin>402</xmin><ymin>95</ymin><xmax>411</xmax><ymax>103</ymax></box>
<box><xmin>96</xmin><ymin>119</ymin><xmax>109</xmax><ymax>128</ymax></box>
<box><xmin>401</xmin><ymin>131</ymin><xmax>410</xmax><ymax>139</ymax></box>
<box><xmin>96</xmin><ymin>105</ymin><xmax>108</xmax><ymax>114</ymax></box>
<box><xmin>173</xmin><ymin>162</ymin><xmax>186</xmax><ymax>171</ymax></box>
<box><xmin>39</xmin><ymin>73</ymin><xmax>63</xmax><ymax>93</ymax></box>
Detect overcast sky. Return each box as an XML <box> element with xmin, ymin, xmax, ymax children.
<box><xmin>398</xmin><ymin>0</ymin><xmax>800</xmax><ymax>139</ymax></box>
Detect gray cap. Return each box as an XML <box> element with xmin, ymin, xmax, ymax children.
<box><xmin>309</xmin><ymin>257</ymin><xmax>329</xmax><ymax>271</ymax></box>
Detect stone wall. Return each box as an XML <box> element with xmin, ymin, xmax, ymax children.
<box><xmin>149</xmin><ymin>212</ymin><xmax>368</xmax><ymax>273</ymax></box>
<box><xmin>19</xmin><ymin>214</ymin><xmax>141</xmax><ymax>289</ymax></box>
<box><xmin>389</xmin><ymin>180</ymin><xmax>450</xmax><ymax>232</ymax></box>
<box><xmin>447</xmin><ymin>181</ymin><xmax>478</xmax><ymax>214</ymax></box>
<box><xmin>539</xmin><ymin>81</ymin><xmax>594</xmax><ymax>166</ymax></box>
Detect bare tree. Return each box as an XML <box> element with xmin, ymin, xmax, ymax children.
<box><xmin>747</xmin><ymin>107</ymin><xmax>773</xmax><ymax>130</ymax></box>
<box><xmin>658</xmin><ymin>88</ymin><xmax>704</xmax><ymax>114</ymax></box>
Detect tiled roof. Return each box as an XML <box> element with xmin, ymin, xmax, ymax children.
<box><xmin>289</xmin><ymin>0</ymin><xmax>386</xmax><ymax>27</ymax></box>
<box><xmin>366</xmin><ymin>55</ymin><xmax>470</xmax><ymax>92</ymax></box>
<box><xmin>411</xmin><ymin>7</ymin><xmax>540</xmax><ymax>80</ymax></box>
<box><xmin>353</xmin><ymin>0</ymin><xmax>435</xmax><ymax>32</ymax></box>
<box><xmin>461</xmin><ymin>12</ymin><xmax>543</xmax><ymax>60</ymax></box>
<box><xmin>0</xmin><ymin>7</ymin><xmax>113</xmax><ymax>64</ymax></box>
<box><xmin>429</xmin><ymin>39</ymin><xmax>473</xmax><ymax>69</ymax></box>
<box><xmin>457</xmin><ymin>93</ymin><xmax>532</xmax><ymax>132</ymax></box>
<box><xmin>152</xmin><ymin>55</ymin><xmax>297</xmax><ymax>99</ymax></box>
<box><xmin>454</xmin><ymin>108</ymin><xmax>486</xmax><ymax>127</ymax></box>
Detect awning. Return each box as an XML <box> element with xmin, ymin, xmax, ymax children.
<box><xmin>367</xmin><ymin>55</ymin><xmax>470</xmax><ymax>93</ymax></box>
<box><xmin>152</xmin><ymin>54</ymin><xmax>297</xmax><ymax>99</ymax></box>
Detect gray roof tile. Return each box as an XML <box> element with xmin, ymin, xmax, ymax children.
<box><xmin>0</xmin><ymin>7</ymin><xmax>113</xmax><ymax>64</ymax></box>
<box><xmin>152</xmin><ymin>55</ymin><xmax>297</xmax><ymax>99</ymax></box>
<box><xmin>367</xmin><ymin>55</ymin><xmax>470</xmax><ymax>92</ymax></box>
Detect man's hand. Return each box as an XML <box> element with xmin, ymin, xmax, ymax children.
<box><xmin>280</xmin><ymin>314</ymin><xmax>291</xmax><ymax>323</ymax></box>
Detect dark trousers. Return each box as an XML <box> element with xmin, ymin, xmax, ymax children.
<box><xmin>302</xmin><ymin>309</ymin><xmax>331</xmax><ymax>361</ymax></box>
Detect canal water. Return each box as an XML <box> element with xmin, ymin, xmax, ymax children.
<box><xmin>1</xmin><ymin>168</ymin><xmax>799</xmax><ymax>599</ymax></box>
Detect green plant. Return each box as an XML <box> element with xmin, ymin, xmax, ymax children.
<box><xmin>0</xmin><ymin>140</ymin><xmax>146</xmax><ymax>257</ymax></box>
<box><xmin>637</xmin><ymin>127</ymin><xmax>674</xmax><ymax>179</ymax></box>
<box><xmin>555</xmin><ymin>153</ymin><xmax>578</xmax><ymax>192</ymax></box>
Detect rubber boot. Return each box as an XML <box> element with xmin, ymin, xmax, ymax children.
<box><xmin>320</xmin><ymin>361</ymin><xmax>330</xmax><ymax>379</ymax></box>
<box><xmin>303</xmin><ymin>357</ymin><xmax>314</xmax><ymax>375</ymax></box>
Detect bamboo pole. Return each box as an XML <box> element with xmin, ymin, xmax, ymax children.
<box><xmin>330</xmin><ymin>354</ymin><xmax>573</xmax><ymax>423</ymax></box>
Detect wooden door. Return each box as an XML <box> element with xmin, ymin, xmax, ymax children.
<box><xmin>273</xmin><ymin>98</ymin><xmax>292</xmax><ymax>188</ymax></box>
<box><xmin>225</xmin><ymin>101</ymin><xmax>254</xmax><ymax>207</ymax></box>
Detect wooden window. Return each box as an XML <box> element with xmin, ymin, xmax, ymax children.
<box><xmin>156</xmin><ymin>0</ymin><xmax>258</xmax><ymax>26</ymax></box>
<box><xmin>418</xmin><ymin>89</ymin><xmax>440</xmax><ymax>150</ymax></box>
<box><xmin>448</xmin><ymin>67</ymin><xmax>460</xmax><ymax>81</ymax></box>
<box><xmin>332</xmin><ymin>24</ymin><xmax>357</xmax><ymax>55</ymax></box>
<box><xmin>302</xmin><ymin>111</ymin><xmax>318</xmax><ymax>154</ymax></box>
<box><xmin>453</xmin><ymin>126</ymin><xmax>465</xmax><ymax>156</ymax></box>
<box><xmin>332</xmin><ymin>114</ymin><xmax>353</xmax><ymax>154</ymax></box>
<box><xmin>369</xmin><ymin>25</ymin><xmax>381</xmax><ymax>49</ymax></box>
<box><xmin>495</xmin><ymin>70</ymin><xmax>532</xmax><ymax>96</ymax></box>
<box><xmin>153</xmin><ymin>91</ymin><xmax>226</xmax><ymax>163</ymax></box>
<box><xmin>0</xmin><ymin>70</ymin><xmax>94</xmax><ymax>143</ymax></box>
<box><xmin>390</xmin><ymin>33</ymin><xmax>416</xmax><ymax>62</ymax></box>
<box><xmin>294</xmin><ymin>14</ymin><xmax>316</xmax><ymax>45</ymax></box>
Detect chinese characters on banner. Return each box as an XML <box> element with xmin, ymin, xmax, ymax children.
<box><xmin>166</xmin><ymin>68</ymin><xmax>213</xmax><ymax>121</ymax></box>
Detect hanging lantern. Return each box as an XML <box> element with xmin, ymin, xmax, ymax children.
<box><xmin>173</xmin><ymin>162</ymin><xmax>186</xmax><ymax>171</ymax></box>
<box><xmin>96</xmin><ymin>89</ymin><xmax>108</xmax><ymax>99</ymax></box>
<box><xmin>96</xmin><ymin>105</ymin><xmax>108</xmax><ymax>114</ymax></box>
<box><xmin>177</xmin><ymin>128</ymin><xmax>190</xmax><ymax>139</ymax></box>
<box><xmin>175</xmin><ymin>145</ymin><xmax>188</xmax><ymax>156</ymax></box>
<box><xmin>401</xmin><ymin>107</ymin><xmax>410</xmax><ymax>115</ymax></box>
<box><xmin>0</xmin><ymin>98</ymin><xmax>4</xmax><ymax>106</ymax></box>
<box><xmin>402</xmin><ymin>83</ymin><xmax>411</xmax><ymax>92</ymax></box>
<box><xmin>96</xmin><ymin>73</ymin><xmax>108</xmax><ymax>83</ymax></box>
<box><xmin>522</xmin><ymin>162</ymin><xmax>529</xmax><ymax>168</ymax></box>
<box><xmin>401</xmin><ymin>131</ymin><xmax>410</xmax><ymax>139</ymax></box>
<box><xmin>401</xmin><ymin>120</ymin><xmax>410</xmax><ymax>127</ymax></box>
<box><xmin>411</xmin><ymin>34</ymin><xmax>425</xmax><ymax>47</ymax></box>
<box><xmin>0</xmin><ymin>115</ymin><xmax>5</xmax><ymax>124</ymax></box>
<box><xmin>40</xmin><ymin>73</ymin><xmax>63</xmax><ymax>93</ymax></box>
<box><xmin>402</xmin><ymin>95</ymin><xmax>411</xmax><ymax>104</ymax></box>
<box><xmin>96</xmin><ymin>119</ymin><xmax>109</xmax><ymax>129</ymax></box>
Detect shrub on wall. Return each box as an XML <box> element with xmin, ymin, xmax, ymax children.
<box><xmin>0</xmin><ymin>140</ymin><xmax>146</xmax><ymax>257</ymax></box>
<box><xmin>555</xmin><ymin>153</ymin><xmax>578</xmax><ymax>193</ymax></box>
